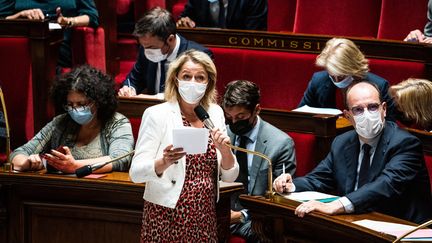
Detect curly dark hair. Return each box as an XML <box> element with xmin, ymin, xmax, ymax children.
<box><xmin>50</xmin><ymin>65</ymin><xmax>118</xmax><ymax>127</ymax></box>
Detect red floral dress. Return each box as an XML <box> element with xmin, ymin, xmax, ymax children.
<box><xmin>140</xmin><ymin>117</ymin><xmax>218</xmax><ymax>242</ymax></box>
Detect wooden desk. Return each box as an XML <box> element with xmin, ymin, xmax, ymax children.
<box><xmin>0</xmin><ymin>171</ymin><xmax>242</xmax><ymax>243</ymax></box>
<box><xmin>240</xmin><ymin>195</ymin><xmax>415</xmax><ymax>243</ymax></box>
<box><xmin>0</xmin><ymin>19</ymin><xmax>62</xmax><ymax>145</ymax></box>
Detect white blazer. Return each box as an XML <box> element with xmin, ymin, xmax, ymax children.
<box><xmin>129</xmin><ymin>101</ymin><xmax>239</xmax><ymax>208</ymax></box>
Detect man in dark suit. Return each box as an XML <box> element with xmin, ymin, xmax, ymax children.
<box><xmin>176</xmin><ymin>0</ymin><xmax>267</xmax><ymax>30</ymax></box>
<box><xmin>275</xmin><ymin>81</ymin><xmax>432</xmax><ymax>224</ymax></box>
<box><xmin>298</xmin><ymin>38</ymin><xmax>395</xmax><ymax>121</ymax></box>
<box><xmin>223</xmin><ymin>80</ymin><xmax>296</xmax><ymax>241</ymax></box>
<box><xmin>118</xmin><ymin>7</ymin><xmax>212</xmax><ymax>97</ymax></box>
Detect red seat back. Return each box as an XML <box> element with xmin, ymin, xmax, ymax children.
<box><xmin>72</xmin><ymin>27</ymin><xmax>106</xmax><ymax>72</ymax></box>
<box><xmin>0</xmin><ymin>38</ymin><xmax>34</xmax><ymax>148</ymax></box>
<box><xmin>268</xmin><ymin>0</ymin><xmax>296</xmax><ymax>32</ymax></box>
<box><xmin>287</xmin><ymin>132</ymin><xmax>317</xmax><ymax>177</ymax></box>
<box><xmin>377</xmin><ymin>0</ymin><xmax>429</xmax><ymax>40</ymax></box>
<box><xmin>369</xmin><ymin>58</ymin><xmax>426</xmax><ymax>86</ymax></box>
<box><xmin>293</xmin><ymin>0</ymin><xmax>381</xmax><ymax>38</ymax></box>
<box><xmin>210</xmin><ymin>47</ymin><xmax>318</xmax><ymax>110</ymax></box>
<box><xmin>425</xmin><ymin>154</ymin><xmax>432</xmax><ymax>191</ymax></box>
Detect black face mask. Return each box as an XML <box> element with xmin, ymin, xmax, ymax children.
<box><xmin>228</xmin><ymin>117</ymin><xmax>254</xmax><ymax>136</ymax></box>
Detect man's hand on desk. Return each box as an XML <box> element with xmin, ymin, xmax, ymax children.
<box><xmin>294</xmin><ymin>200</ymin><xmax>345</xmax><ymax>218</ymax></box>
<box><xmin>118</xmin><ymin>86</ymin><xmax>137</xmax><ymax>97</ymax></box>
<box><xmin>273</xmin><ymin>173</ymin><xmax>294</xmax><ymax>193</ymax></box>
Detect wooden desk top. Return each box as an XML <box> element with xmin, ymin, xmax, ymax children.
<box><xmin>240</xmin><ymin>194</ymin><xmax>416</xmax><ymax>242</ymax></box>
<box><xmin>0</xmin><ymin>170</ymin><xmax>243</xmax><ymax>192</ymax></box>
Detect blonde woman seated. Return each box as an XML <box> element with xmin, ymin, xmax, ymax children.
<box><xmin>11</xmin><ymin>65</ymin><xmax>134</xmax><ymax>173</ymax></box>
<box><xmin>298</xmin><ymin>37</ymin><xmax>395</xmax><ymax>120</ymax></box>
<box><xmin>129</xmin><ymin>50</ymin><xmax>239</xmax><ymax>242</ymax></box>
<box><xmin>390</xmin><ymin>78</ymin><xmax>432</xmax><ymax>132</ymax></box>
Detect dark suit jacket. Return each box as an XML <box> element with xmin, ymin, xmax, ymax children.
<box><xmin>229</xmin><ymin>119</ymin><xmax>296</xmax><ymax>210</ymax></box>
<box><xmin>294</xmin><ymin>121</ymin><xmax>432</xmax><ymax>224</ymax></box>
<box><xmin>122</xmin><ymin>34</ymin><xmax>213</xmax><ymax>95</ymax></box>
<box><xmin>298</xmin><ymin>71</ymin><xmax>396</xmax><ymax>121</ymax></box>
<box><xmin>180</xmin><ymin>0</ymin><xmax>267</xmax><ymax>30</ymax></box>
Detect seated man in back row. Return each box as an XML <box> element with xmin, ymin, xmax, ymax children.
<box><xmin>223</xmin><ymin>80</ymin><xmax>296</xmax><ymax>241</ymax></box>
<box><xmin>275</xmin><ymin>81</ymin><xmax>432</xmax><ymax>224</ymax></box>
<box><xmin>118</xmin><ymin>7</ymin><xmax>212</xmax><ymax>97</ymax></box>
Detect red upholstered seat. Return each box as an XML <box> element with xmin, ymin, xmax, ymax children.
<box><xmin>287</xmin><ymin>132</ymin><xmax>317</xmax><ymax>177</ymax></box>
<box><xmin>268</xmin><ymin>0</ymin><xmax>296</xmax><ymax>32</ymax></box>
<box><xmin>228</xmin><ymin>235</ymin><xmax>246</xmax><ymax>243</ymax></box>
<box><xmin>377</xmin><ymin>0</ymin><xmax>429</xmax><ymax>40</ymax></box>
<box><xmin>0</xmin><ymin>38</ymin><xmax>34</xmax><ymax>148</ymax></box>
<box><xmin>116</xmin><ymin>0</ymin><xmax>133</xmax><ymax>15</ymax></box>
<box><xmin>129</xmin><ymin>117</ymin><xmax>142</xmax><ymax>141</ymax></box>
<box><xmin>171</xmin><ymin>0</ymin><xmax>187</xmax><ymax>19</ymax></box>
<box><xmin>368</xmin><ymin>59</ymin><xmax>426</xmax><ymax>86</ymax></box>
<box><xmin>293</xmin><ymin>0</ymin><xmax>381</xmax><ymax>38</ymax></box>
<box><xmin>71</xmin><ymin>27</ymin><xmax>106</xmax><ymax>72</ymax></box>
<box><xmin>210</xmin><ymin>47</ymin><xmax>318</xmax><ymax>110</ymax></box>
<box><xmin>425</xmin><ymin>154</ymin><xmax>432</xmax><ymax>190</ymax></box>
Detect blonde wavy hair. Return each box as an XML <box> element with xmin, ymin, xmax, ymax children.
<box><xmin>164</xmin><ymin>50</ymin><xmax>217</xmax><ymax>109</ymax></box>
<box><xmin>316</xmin><ymin>38</ymin><xmax>369</xmax><ymax>78</ymax></box>
<box><xmin>390</xmin><ymin>78</ymin><xmax>432</xmax><ymax>130</ymax></box>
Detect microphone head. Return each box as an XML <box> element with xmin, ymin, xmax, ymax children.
<box><xmin>194</xmin><ymin>105</ymin><xmax>209</xmax><ymax>122</ymax></box>
<box><xmin>75</xmin><ymin>165</ymin><xmax>92</xmax><ymax>178</ymax></box>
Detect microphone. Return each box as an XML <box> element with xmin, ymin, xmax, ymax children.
<box><xmin>194</xmin><ymin>105</ymin><xmax>275</xmax><ymax>198</ymax></box>
<box><xmin>75</xmin><ymin>150</ymin><xmax>135</xmax><ymax>178</ymax></box>
<box><xmin>194</xmin><ymin>105</ymin><xmax>215</xmax><ymax>130</ymax></box>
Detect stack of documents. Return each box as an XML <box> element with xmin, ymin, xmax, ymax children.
<box><xmin>353</xmin><ymin>219</ymin><xmax>432</xmax><ymax>241</ymax></box>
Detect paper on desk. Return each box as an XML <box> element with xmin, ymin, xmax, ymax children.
<box><xmin>49</xmin><ymin>23</ymin><xmax>62</xmax><ymax>30</ymax></box>
<box><xmin>293</xmin><ymin>105</ymin><xmax>342</xmax><ymax>115</ymax></box>
<box><xmin>353</xmin><ymin>219</ymin><xmax>432</xmax><ymax>240</ymax></box>
<box><xmin>172</xmin><ymin>127</ymin><xmax>208</xmax><ymax>154</ymax></box>
<box><xmin>281</xmin><ymin>191</ymin><xmax>339</xmax><ymax>203</ymax></box>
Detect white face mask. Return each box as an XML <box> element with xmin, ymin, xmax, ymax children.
<box><xmin>144</xmin><ymin>48</ymin><xmax>167</xmax><ymax>63</ymax></box>
<box><xmin>353</xmin><ymin>110</ymin><xmax>384</xmax><ymax>139</ymax></box>
<box><xmin>330</xmin><ymin>75</ymin><xmax>354</xmax><ymax>89</ymax></box>
<box><xmin>178</xmin><ymin>80</ymin><xmax>207</xmax><ymax>104</ymax></box>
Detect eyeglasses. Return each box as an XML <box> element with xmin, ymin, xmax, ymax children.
<box><xmin>349</xmin><ymin>103</ymin><xmax>381</xmax><ymax>116</ymax></box>
<box><xmin>63</xmin><ymin>103</ymin><xmax>93</xmax><ymax>112</ymax></box>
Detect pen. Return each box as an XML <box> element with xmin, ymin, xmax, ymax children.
<box><xmin>126</xmin><ymin>78</ymin><xmax>131</xmax><ymax>96</ymax></box>
<box><xmin>283</xmin><ymin>163</ymin><xmax>285</xmax><ymax>175</ymax></box>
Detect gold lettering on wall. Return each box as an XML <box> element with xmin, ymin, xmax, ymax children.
<box><xmin>226</xmin><ymin>36</ymin><xmax>323</xmax><ymax>52</ymax></box>
<box><xmin>254</xmin><ymin>38</ymin><xmax>264</xmax><ymax>46</ymax></box>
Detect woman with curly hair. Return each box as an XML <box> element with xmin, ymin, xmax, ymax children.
<box><xmin>11</xmin><ymin>65</ymin><xmax>134</xmax><ymax>173</ymax></box>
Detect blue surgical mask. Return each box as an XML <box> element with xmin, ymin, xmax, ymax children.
<box><xmin>68</xmin><ymin>106</ymin><xmax>94</xmax><ymax>125</ymax></box>
<box><xmin>330</xmin><ymin>75</ymin><xmax>354</xmax><ymax>89</ymax></box>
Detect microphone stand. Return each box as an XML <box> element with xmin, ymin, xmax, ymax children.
<box><xmin>0</xmin><ymin>87</ymin><xmax>12</xmax><ymax>171</ymax></box>
<box><xmin>392</xmin><ymin>219</ymin><xmax>432</xmax><ymax>242</ymax></box>
<box><xmin>226</xmin><ymin>143</ymin><xmax>275</xmax><ymax>199</ymax></box>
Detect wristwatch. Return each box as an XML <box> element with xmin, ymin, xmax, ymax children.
<box><xmin>239</xmin><ymin>210</ymin><xmax>249</xmax><ymax>224</ymax></box>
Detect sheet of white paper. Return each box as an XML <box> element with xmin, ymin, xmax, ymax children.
<box><xmin>280</xmin><ymin>191</ymin><xmax>338</xmax><ymax>202</ymax></box>
<box><xmin>172</xmin><ymin>127</ymin><xmax>208</xmax><ymax>154</ymax></box>
<box><xmin>353</xmin><ymin>219</ymin><xmax>416</xmax><ymax>233</ymax></box>
<box><xmin>292</xmin><ymin>105</ymin><xmax>342</xmax><ymax>115</ymax></box>
<box><xmin>49</xmin><ymin>23</ymin><xmax>62</xmax><ymax>30</ymax></box>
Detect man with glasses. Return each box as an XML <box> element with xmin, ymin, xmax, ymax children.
<box><xmin>274</xmin><ymin>81</ymin><xmax>432</xmax><ymax>224</ymax></box>
<box><xmin>118</xmin><ymin>7</ymin><xmax>212</xmax><ymax>97</ymax></box>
